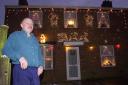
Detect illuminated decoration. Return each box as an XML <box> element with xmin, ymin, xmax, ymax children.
<box><xmin>48</xmin><ymin>11</ymin><xmax>59</xmax><ymax>28</ymax></box>
<box><xmin>40</xmin><ymin>34</ymin><xmax>46</xmax><ymax>43</ymax></box>
<box><xmin>110</xmin><ymin>9</ymin><xmax>113</xmax><ymax>13</ymax></box>
<box><xmin>100</xmin><ymin>45</ymin><xmax>116</xmax><ymax>67</ymax></box>
<box><xmin>97</xmin><ymin>12</ymin><xmax>110</xmax><ymax>28</ymax></box>
<box><xmin>115</xmin><ymin>44</ymin><xmax>121</xmax><ymax>49</ymax></box>
<box><xmin>64</xmin><ymin>10</ymin><xmax>77</xmax><ymax>28</ymax></box>
<box><xmin>57</xmin><ymin>33</ymin><xmax>68</xmax><ymax>42</ymax></box>
<box><xmin>87</xmin><ymin>9</ymin><xmax>90</xmax><ymax>12</ymax></box>
<box><xmin>79</xmin><ymin>32</ymin><xmax>89</xmax><ymax>42</ymax></box>
<box><xmin>69</xmin><ymin>32</ymin><xmax>78</xmax><ymax>41</ymax></box>
<box><xmin>122</xmin><ymin>11</ymin><xmax>128</xmax><ymax>29</ymax></box>
<box><xmin>57</xmin><ymin>32</ymin><xmax>89</xmax><ymax>42</ymax></box>
<box><xmin>89</xmin><ymin>46</ymin><xmax>94</xmax><ymax>51</ymax></box>
<box><xmin>102</xmin><ymin>56</ymin><xmax>115</xmax><ymax>67</ymax></box>
<box><xmin>120</xmin><ymin>9</ymin><xmax>123</xmax><ymax>13</ymax></box>
<box><xmin>84</xmin><ymin>14</ymin><xmax>94</xmax><ymax>27</ymax></box>
<box><xmin>29</xmin><ymin>10</ymin><xmax>43</xmax><ymax>28</ymax></box>
<box><xmin>104</xmin><ymin>39</ymin><xmax>108</xmax><ymax>44</ymax></box>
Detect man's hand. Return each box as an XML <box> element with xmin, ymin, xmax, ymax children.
<box><xmin>37</xmin><ymin>66</ymin><xmax>43</xmax><ymax>76</ymax></box>
<box><xmin>19</xmin><ymin>57</ymin><xmax>28</xmax><ymax>69</ymax></box>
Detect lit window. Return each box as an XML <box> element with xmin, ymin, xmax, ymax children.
<box><xmin>29</xmin><ymin>10</ymin><xmax>43</xmax><ymax>28</ymax></box>
<box><xmin>100</xmin><ymin>45</ymin><xmax>116</xmax><ymax>67</ymax></box>
<box><xmin>64</xmin><ymin>10</ymin><xmax>78</xmax><ymax>28</ymax></box>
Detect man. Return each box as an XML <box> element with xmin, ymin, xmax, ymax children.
<box><xmin>2</xmin><ymin>18</ymin><xmax>44</xmax><ymax>85</ymax></box>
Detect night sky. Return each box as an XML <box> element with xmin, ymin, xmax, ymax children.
<box><xmin>0</xmin><ymin>0</ymin><xmax>128</xmax><ymax>25</ymax></box>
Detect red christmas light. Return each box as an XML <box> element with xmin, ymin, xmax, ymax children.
<box><xmin>115</xmin><ymin>44</ymin><xmax>120</xmax><ymax>49</ymax></box>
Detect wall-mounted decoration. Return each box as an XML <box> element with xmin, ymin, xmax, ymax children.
<box><xmin>97</xmin><ymin>12</ymin><xmax>110</xmax><ymax>28</ymax></box>
<box><xmin>79</xmin><ymin>32</ymin><xmax>89</xmax><ymax>42</ymax></box>
<box><xmin>84</xmin><ymin>14</ymin><xmax>94</xmax><ymax>27</ymax></box>
<box><xmin>64</xmin><ymin>10</ymin><xmax>77</xmax><ymax>28</ymax></box>
<box><xmin>48</xmin><ymin>12</ymin><xmax>59</xmax><ymax>28</ymax></box>
<box><xmin>57</xmin><ymin>32</ymin><xmax>89</xmax><ymax>42</ymax></box>
<box><xmin>69</xmin><ymin>32</ymin><xmax>78</xmax><ymax>41</ymax></box>
<box><xmin>39</xmin><ymin>34</ymin><xmax>46</xmax><ymax>43</ymax></box>
<box><xmin>57</xmin><ymin>33</ymin><xmax>68</xmax><ymax>42</ymax></box>
<box><xmin>100</xmin><ymin>45</ymin><xmax>116</xmax><ymax>67</ymax></box>
<box><xmin>29</xmin><ymin>10</ymin><xmax>43</xmax><ymax>28</ymax></box>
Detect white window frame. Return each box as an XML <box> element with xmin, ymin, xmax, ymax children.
<box><xmin>41</xmin><ymin>44</ymin><xmax>53</xmax><ymax>70</ymax></box>
<box><xmin>64</xmin><ymin>10</ymin><xmax>78</xmax><ymax>28</ymax></box>
<box><xmin>100</xmin><ymin>45</ymin><xmax>116</xmax><ymax>67</ymax></box>
<box><xmin>66</xmin><ymin>47</ymin><xmax>81</xmax><ymax>80</ymax></box>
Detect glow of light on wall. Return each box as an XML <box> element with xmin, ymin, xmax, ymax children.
<box><xmin>89</xmin><ymin>45</ymin><xmax>95</xmax><ymax>51</ymax></box>
<box><xmin>65</xmin><ymin>46</ymin><xmax>71</xmax><ymax>52</ymax></box>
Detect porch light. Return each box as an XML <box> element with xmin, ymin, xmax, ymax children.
<box><xmin>89</xmin><ymin>46</ymin><xmax>94</xmax><ymax>51</ymax></box>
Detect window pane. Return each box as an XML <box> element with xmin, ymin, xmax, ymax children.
<box><xmin>29</xmin><ymin>10</ymin><xmax>43</xmax><ymax>28</ymax></box>
<box><xmin>45</xmin><ymin>60</ymin><xmax>52</xmax><ymax>69</ymax></box>
<box><xmin>46</xmin><ymin>48</ymin><xmax>52</xmax><ymax>57</ymax></box>
<box><xmin>97</xmin><ymin>12</ymin><xmax>110</xmax><ymax>28</ymax></box>
<box><xmin>68</xmin><ymin>49</ymin><xmax>77</xmax><ymax>65</ymax></box>
<box><xmin>64</xmin><ymin>11</ymin><xmax>77</xmax><ymax>28</ymax></box>
<box><xmin>100</xmin><ymin>45</ymin><xmax>116</xmax><ymax>67</ymax></box>
<box><xmin>69</xmin><ymin>66</ymin><xmax>78</xmax><ymax>77</ymax></box>
<box><xmin>100</xmin><ymin>45</ymin><xmax>114</xmax><ymax>56</ymax></box>
<box><xmin>41</xmin><ymin>44</ymin><xmax>53</xmax><ymax>70</ymax></box>
<box><xmin>66</xmin><ymin>47</ymin><xmax>81</xmax><ymax>80</ymax></box>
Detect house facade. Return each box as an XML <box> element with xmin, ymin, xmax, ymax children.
<box><xmin>4</xmin><ymin>6</ymin><xmax>128</xmax><ymax>84</ymax></box>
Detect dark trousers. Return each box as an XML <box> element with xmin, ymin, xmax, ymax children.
<box><xmin>13</xmin><ymin>64</ymin><xmax>40</xmax><ymax>85</ymax></box>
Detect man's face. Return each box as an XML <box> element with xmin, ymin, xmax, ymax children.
<box><xmin>21</xmin><ymin>18</ymin><xmax>34</xmax><ymax>34</ymax></box>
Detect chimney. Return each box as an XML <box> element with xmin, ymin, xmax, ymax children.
<box><xmin>19</xmin><ymin>0</ymin><xmax>28</xmax><ymax>6</ymax></box>
<box><xmin>101</xmin><ymin>0</ymin><xmax>112</xmax><ymax>8</ymax></box>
